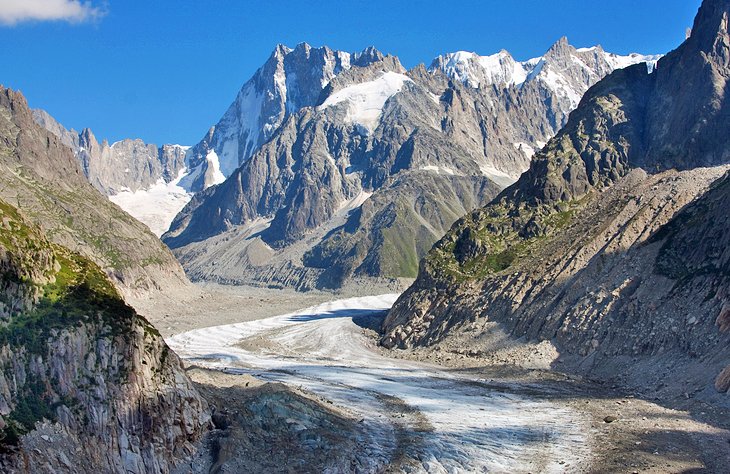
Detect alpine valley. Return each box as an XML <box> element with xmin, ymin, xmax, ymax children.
<box><xmin>2</xmin><ymin>0</ymin><xmax>729</xmax><ymax>472</ymax></box>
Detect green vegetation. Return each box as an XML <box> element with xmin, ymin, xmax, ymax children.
<box><xmin>0</xmin><ymin>250</ymin><xmax>135</xmax><ymax>353</ymax></box>
<box><xmin>426</xmin><ymin>198</ymin><xmax>585</xmax><ymax>283</ymax></box>
<box><xmin>380</xmin><ymin>224</ymin><xmax>420</xmax><ymax>278</ymax></box>
<box><xmin>0</xmin><ymin>200</ymin><xmax>137</xmax><ymax>448</ymax></box>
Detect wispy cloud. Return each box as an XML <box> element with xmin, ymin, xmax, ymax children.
<box><xmin>0</xmin><ymin>0</ymin><xmax>106</xmax><ymax>26</ymax></box>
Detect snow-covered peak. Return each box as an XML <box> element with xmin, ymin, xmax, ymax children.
<box><xmin>476</xmin><ymin>50</ymin><xmax>531</xmax><ymax>87</ymax></box>
<box><xmin>320</xmin><ymin>71</ymin><xmax>412</xmax><ymax>132</ymax></box>
<box><xmin>430</xmin><ymin>40</ymin><xmax>661</xmax><ymax>92</ymax></box>
<box><xmin>602</xmin><ymin>51</ymin><xmax>663</xmax><ymax>73</ymax></box>
<box><xmin>185</xmin><ymin>44</ymin><xmax>363</xmax><ymax>191</ymax></box>
<box><xmin>431</xmin><ymin>50</ymin><xmax>536</xmax><ymax>88</ymax></box>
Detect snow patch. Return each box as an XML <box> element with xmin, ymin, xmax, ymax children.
<box><xmin>478</xmin><ymin>164</ymin><xmax>520</xmax><ymax>188</ymax></box>
<box><xmin>513</xmin><ymin>142</ymin><xmax>536</xmax><ymax>159</ymax></box>
<box><xmin>204</xmin><ymin>150</ymin><xmax>226</xmax><ymax>186</ymax></box>
<box><xmin>603</xmin><ymin>52</ymin><xmax>662</xmax><ymax>73</ymax></box>
<box><xmin>337</xmin><ymin>190</ymin><xmax>373</xmax><ymax>213</ymax></box>
<box><xmin>320</xmin><ymin>72</ymin><xmax>412</xmax><ymax>131</ymax></box>
<box><xmin>108</xmin><ymin>168</ymin><xmax>193</xmax><ymax>236</ymax></box>
<box><xmin>420</xmin><ymin>165</ymin><xmax>457</xmax><ymax>176</ymax></box>
<box><xmin>540</xmin><ymin>67</ymin><xmax>583</xmax><ymax>108</ymax></box>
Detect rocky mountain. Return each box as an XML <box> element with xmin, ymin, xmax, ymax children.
<box><xmin>33</xmin><ymin>110</ymin><xmax>191</xmax><ymax>236</ymax></box>
<box><xmin>383</xmin><ymin>0</ymin><xmax>730</xmax><ymax>401</ymax></box>
<box><xmin>0</xmin><ymin>198</ymin><xmax>210</xmax><ymax>472</ymax></box>
<box><xmin>162</xmin><ymin>40</ymin><xmax>658</xmax><ymax>290</ymax></box>
<box><xmin>180</xmin><ymin>43</ymin><xmax>373</xmax><ymax>193</ymax></box>
<box><xmin>1</xmin><ymin>86</ymin><xmax>188</xmax><ymax>297</ymax></box>
<box><xmin>32</xmin><ymin>44</ymin><xmax>373</xmax><ymax>237</ymax></box>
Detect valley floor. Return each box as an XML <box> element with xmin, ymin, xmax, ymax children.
<box><xmin>136</xmin><ymin>285</ymin><xmax>730</xmax><ymax>473</ymax></box>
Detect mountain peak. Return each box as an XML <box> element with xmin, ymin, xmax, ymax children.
<box><xmin>294</xmin><ymin>41</ymin><xmax>312</xmax><ymax>51</ymax></box>
<box><xmin>686</xmin><ymin>0</ymin><xmax>729</xmax><ymax>63</ymax></box>
<box><xmin>353</xmin><ymin>46</ymin><xmax>385</xmax><ymax>67</ymax></box>
<box><xmin>270</xmin><ymin>43</ymin><xmax>292</xmax><ymax>60</ymax></box>
<box><xmin>545</xmin><ymin>36</ymin><xmax>574</xmax><ymax>57</ymax></box>
<box><xmin>79</xmin><ymin>127</ymin><xmax>97</xmax><ymax>144</ymax></box>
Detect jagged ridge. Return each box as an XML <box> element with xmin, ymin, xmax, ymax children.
<box><xmin>163</xmin><ymin>38</ymin><xmax>658</xmax><ymax>290</ymax></box>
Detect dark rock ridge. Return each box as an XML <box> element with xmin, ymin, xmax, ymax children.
<box><xmin>383</xmin><ymin>0</ymin><xmax>730</xmax><ymax>401</ymax></box>
<box><xmin>0</xmin><ymin>199</ymin><xmax>210</xmax><ymax>473</ymax></box>
<box><xmin>163</xmin><ymin>40</ymin><xmax>657</xmax><ymax>290</ymax></box>
<box><xmin>1</xmin><ymin>86</ymin><xmax>189</xmax><ymax>297</ymax></box>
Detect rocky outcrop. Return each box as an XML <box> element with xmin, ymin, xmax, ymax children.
<box><xmin>1</xmin><ymin>86</ymin><xmax>189</xmax><ymax>297</ymax></box>
<box><xmin>0</xmin><ymin>199</ymin><xmax>210</xmax><ymax>473</ymax></box>
<box><xmin>164</xmin><ymin>40</ymin><xmax>656</xmax><ymax>290</ymax></box>
<box><xmin>383</xmin><ymin>0</ymin><xmax>730</xmax><ymax>400</ymax></box>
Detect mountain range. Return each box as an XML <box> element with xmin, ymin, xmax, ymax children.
<box><xmin>34</xmin><ymin>39</ymin><xmax>658</xmax><ymax>290</ymax></box>
<box><xmin>158</xmin><ymin>39</ymin><xmax>658</xmax><ymax>290</ymax></box>
<box><xmin>1</xmin><ymin>0</ymin><xmax>727</xmax><ymax>470</ymax></box>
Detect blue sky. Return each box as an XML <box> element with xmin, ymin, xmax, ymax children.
<box><xmin>0</xmin><ymin>0</ymin><xmax>700</xmax><ymax>146</ymax></box>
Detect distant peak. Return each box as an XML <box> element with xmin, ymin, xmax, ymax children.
<box><xmin>293</xmin><ymin>42</ymin><xmax>312</xmax><ymax>52</ymax></box>
<box><xmin>353</xmin><ymin>46</ymin><xmax>385</xmax><ymax>67</ymax></box>
<box><xmin>80</xmin><ymin>127</ymin><xmax>96</xmax><ymax>140</ymax></box>
<box><xmin>270</xmin><ymin>43</ymin><xmax>292</xmax><ymax>59</ymax></box>
<box><xmin>545</xmin><ymin>36</ymin><xmax>573</xmax><ymax>56</ymax></box>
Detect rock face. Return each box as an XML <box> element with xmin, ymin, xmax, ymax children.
<box><xmin>181</xmin><ymin>43</ymin><xmax>363</xmax><ymax>192</ymax></box>
<box><xmin>0</xmin><ymin>199</ymin><xmax>210</xmax><ymax>473</ymax></box>
<box><xmin>33</xmin><ymin>109</ymin><xmax>189</xmax><ymax>196</ymax></box>
<box><xmin>383</xmin><ymin>0</ymin><xmax>730</xmax><ymax>399</ymax></box>
<box><xmin>1</xmin><ymin>86</ymin><xmax>189</xmax><ymax>297</ymax></box>
<box><xmin>163</xmin><ymin>40</ymin><xmax>657</xmax><ymax>290</ymax></box>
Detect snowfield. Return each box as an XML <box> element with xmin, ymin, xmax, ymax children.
<box><xmin>108</xmin><ymin>168</ymin><xmax>193</xmax><ymax>236</ymax></box>
<box><xmin>320</xmin><ymin>72</ymin><xmax>412</xmax><ymax>132</ymax></box>
<box><xmin>167</xmin><ymin>295</ymin><xmax>591</xmax><ymax>472</ymax></box>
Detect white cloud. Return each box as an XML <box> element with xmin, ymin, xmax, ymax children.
<box><xmin>0</xmin><ymin>0</ymin><xmax>105</xmax><ymax>25</ymax></box>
